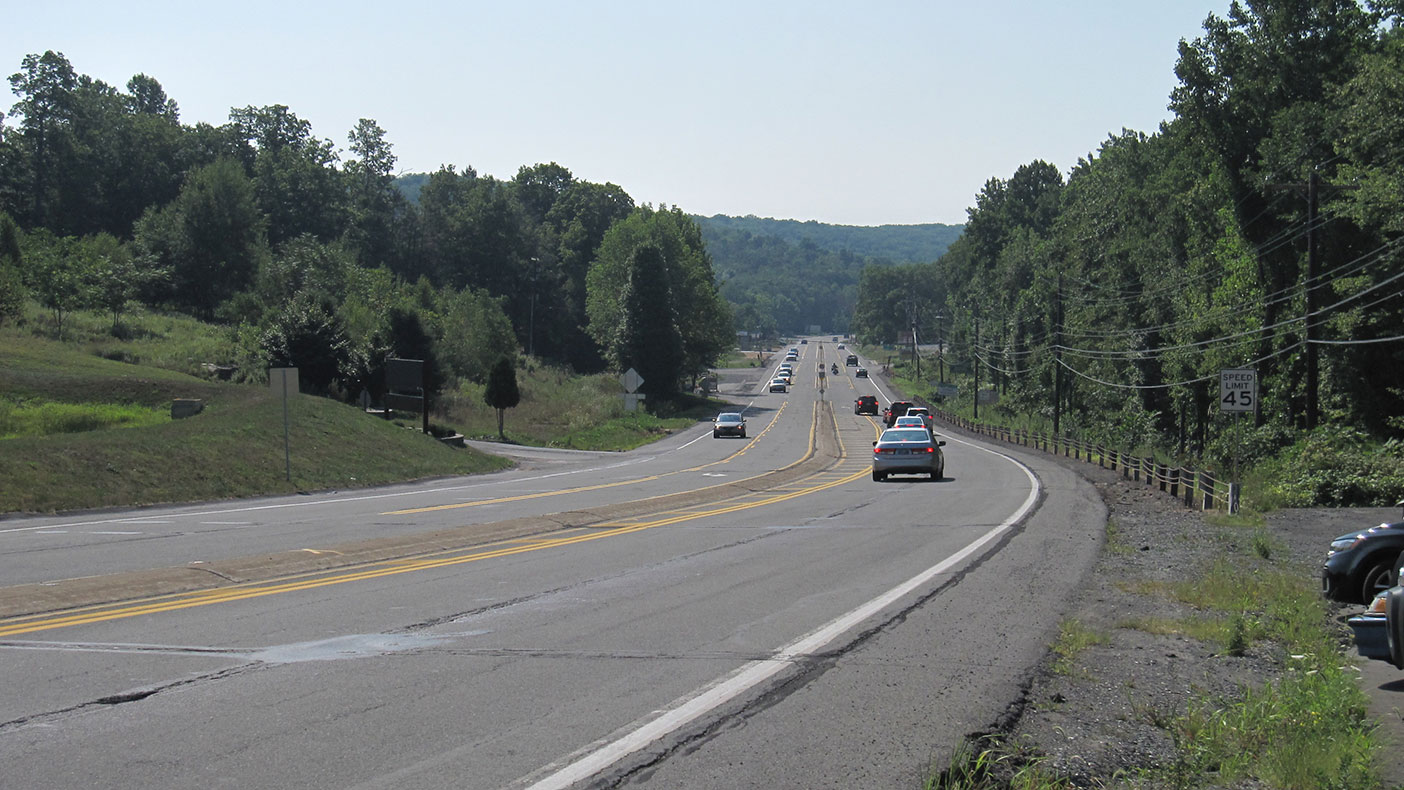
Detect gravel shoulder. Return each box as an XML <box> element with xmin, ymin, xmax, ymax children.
<box><xmin>976</xmin><ymin>444</ymin><xmax>1404</xmax><ymax>788</ymax></box>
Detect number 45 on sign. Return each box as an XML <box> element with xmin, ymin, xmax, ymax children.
<box><xmin>1220</xmin><ymin>368</ymin><xmax>1257</xmax><ymax>412</ymax></box>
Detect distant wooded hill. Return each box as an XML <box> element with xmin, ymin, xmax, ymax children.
<box><xmin>694</xmin><ymin>215</ymin><xmax>963</xmax><ymax>264</ymax></box>
<box><xmin>693</xmin><ymin>214</ymin><xmax>964</xmax><ymax>335</ymax></box>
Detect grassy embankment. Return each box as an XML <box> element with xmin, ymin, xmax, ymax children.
<box><xmin>932</xmin><ymin>515</ymin><xmax>1381</xmax><ymax>789</ymax></box>
<box><xmin>0</xmin><ymin>306</ymin><xmax>722</xmax><ymax>513</ymax></box>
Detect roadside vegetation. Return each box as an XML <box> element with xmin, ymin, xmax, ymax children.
<box><xmin>0</xmin><ymin>303</ymin><xmax>720</xmax><ymax>513</ymax></box>
<box><xmin>929</xmin><ymin>515</ymin><xmax>1382</xmax><ymax>790</ymax></box>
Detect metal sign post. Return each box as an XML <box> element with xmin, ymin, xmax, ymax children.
<box><xmin>269</xmin><ymin>367</ymin><xmax>299</xmax><ymax>482</ymax></box>
<box><xmin>1219</xmin><ymin>368</ymin><xmax>1257</xmax><ymax>514</ymax></box>
<box><xmin>620</xmin><ymin>368</ymin><xmax>645</xmax><ymax>412</ymax></box>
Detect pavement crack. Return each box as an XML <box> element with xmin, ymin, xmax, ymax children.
<box><xmin>0</xmin><ymin>665</ymin><xmax>258</xmax><ymax>733</ymax></box>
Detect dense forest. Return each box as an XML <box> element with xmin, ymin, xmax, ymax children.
<box><xmin>694</xmin><ymin>215</ymin><xmax>961</xmax><ymax>337</ymax></box>
<box><xmin>0</xmin><ymin>51</ymin><xmax>732</xmax><ymax>401</ymax></box>
<box><xmin>852</xmin><ymin>0</ymin><xmax>1404</xmax><ymax>488</ymax></box>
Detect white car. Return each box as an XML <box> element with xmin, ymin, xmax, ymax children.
<box><xmin>768</xmin><ymin>378</ymin><xmax>789</xmax><ymax>393</ymax></box>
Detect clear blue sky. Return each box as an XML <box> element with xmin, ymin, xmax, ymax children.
<box><xmin>5</xmin><ymin>1</ymin><xmax>1219</xmax><ymax>226</ymax></box>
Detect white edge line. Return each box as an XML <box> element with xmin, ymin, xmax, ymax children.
<box><xmin>522</xmin><ymin>445</ymin><xmax>1041</xmax><ymax>790</ymax></box>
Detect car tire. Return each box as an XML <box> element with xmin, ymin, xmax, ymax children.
<box><xmin>933</xmin><ymin>464</ymin><xmax>943</xmax><ymax>481</ymax></box>
<box><xmin>739</xmin><ymin>430</ymin><xmax>745</xmax><ymax>438</ymax></box>
<box><xmin>872</xmin><ymin>470</ymin><xmax>885</xmax><ymax>482</ymax></box>
<box><xmin>1361</xmin><ymin>560</ymin><xmax>1397</xmax><ymax>604</ymax></box>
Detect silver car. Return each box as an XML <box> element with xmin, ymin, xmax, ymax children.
<box><xmin>871</xmin><ymin>427</ymin><xmax>945</xmax><ymax>481</ymax></box>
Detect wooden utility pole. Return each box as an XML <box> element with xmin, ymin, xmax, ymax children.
<box><xmin>1053</xmin><ymin>275</ymin><xmax>1063</xmax><ymax>437</ymax></box>
<box><xmin>973</xmin><ymin>309</ymin><xmax>981</xmax><ymax>420</ymax></box>
<box><xmin>1305</xmin><ymin>171</ymin><xmax>1320</xmax><ymax>431</ymax></box>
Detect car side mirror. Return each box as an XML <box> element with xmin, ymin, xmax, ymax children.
<box><xmin>872</xmin><ymin>441</ymin><xmax>878</xmax><ymax>447</ymax></box>
<box><xmin>937</xmin><ymin>441</ymin><xmax>946</xmax><ymax>447</ymax></box>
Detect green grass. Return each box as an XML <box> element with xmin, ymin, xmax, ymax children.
<box><xmin>0</xmin><ymin>305</ymin><xmax>731</xmax><ymax>512</ymax></box>
<box><xmin>1048</xmin><ymin>618</ymin><xmax>1109</xmax><ymax>677</ymax></box>
<box><xmin>0</xmin><ymin>399</ymin><xmax>171</xmax><ymax>439</ymax></box>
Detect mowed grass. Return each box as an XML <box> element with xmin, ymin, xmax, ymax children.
<box><xmin>439</xmin><ymin>361</ymin><xmax>723</xmax><ymax>451</ymax></box>
<box><xmin>1</xmin><ymin>305</ymin><xmax>726</xmax><ymax>512</ymax></box>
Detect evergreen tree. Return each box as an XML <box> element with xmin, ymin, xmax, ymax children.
<box><xmin>484</xmin><ymin>356</ymin><xmax>521</xmax><ymax>440</ymax></box>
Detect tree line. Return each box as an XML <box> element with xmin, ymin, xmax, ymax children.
<box><xmin>697</xmin><ymin>215</ymin><xmax>961</xmax><ymax>338</ymax></box>
<box><xmin>853</xmin><ymin>0</ymin><xmax>1404</xmax><ymax>468</ymax></box>
<box><xmin>0</xmin><ymin>51</ymin><xmax>732</xmax><ymax>402</ymax></box>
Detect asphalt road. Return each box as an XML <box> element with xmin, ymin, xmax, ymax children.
<box><xmin>0</xmin><ymin>342</ymin><xmax>1108</xmax><ymax>789</ymax></box>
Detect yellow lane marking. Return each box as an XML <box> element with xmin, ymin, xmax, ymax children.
<box><xmin>0</xmin><ymin>464</ymin><xmax>874</xmax><ymax>637</ymax></box>
<box><xmin>387</xmin><ymin>403</ymin><xmax>793</xmax><ymax>516</ymax></box>
<box><xmin>1</xmin><ymin>403</ymin><xmax>876</xmax><ymax>637</ymax></box>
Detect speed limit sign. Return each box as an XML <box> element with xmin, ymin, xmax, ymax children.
<box><xmin>1220</xmin><ymin>368</ymin><xmax>1257</xmax><ymax>412</ymax></box>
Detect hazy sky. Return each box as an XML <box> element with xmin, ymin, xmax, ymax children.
<box><xmin>4</xmin><ymin>1</ymin><xmax>1220</xmax><ymax>226</ymax></box>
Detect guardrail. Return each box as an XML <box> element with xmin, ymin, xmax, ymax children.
<box><xmin>927</xmin><ymin>405</ymin><xmax>1229</xmax><ymax>511</ymax></box>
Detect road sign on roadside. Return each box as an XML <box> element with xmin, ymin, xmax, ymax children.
<box><xmin>620</xmin><ymin>368</ymin><xmax>643</xmax><ymax>394</ymax></box>
<box><xmin>1220</xmin><ymin>368</ymin><xmax>1257</xmax><ymax>412</ymax></box>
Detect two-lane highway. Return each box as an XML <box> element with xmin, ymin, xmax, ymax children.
<box><xmin>0</xmin><ymin>340</ymin><xmax>1108</xmax><ymax>789</ymax></box>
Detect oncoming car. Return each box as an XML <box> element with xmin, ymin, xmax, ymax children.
<box><xmin>712</xmin><ymin>412</ymin><xmax>746</xmax><ymax>438</ymax></box>
<box><xmin>872</xmin><ymin>427</ymin><xmax>945</xmax><ymax>482</ymax></box>
<box><xmin>768</xmin><ymin>378</ymin><xmax>789</xmax><ymax>393</ymax></box>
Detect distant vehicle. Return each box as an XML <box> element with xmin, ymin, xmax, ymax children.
<box><xmin>768</xmin><ymin>378</ymin><xmax>789</xmax><ymax>393</ymax></box>
<box><xmin>854</xmin><ymin>395</ymin><xmax>879</xmax><ymax>415</ymax></box>
<box><xmin>712</xmin><ymin>412</ymin><xmax>747</xmax><ymax>438</ymax></box>
<box><xmin>837</xmin><ymin>344</ymin><xmax>845</xmax><ymax>349</ymax></box>
<box><xmin>855</xmin><ymin>367</ymin><xmax>868</xmax><ymax>378</ymax></box>
<box><xmin>892</xmin><ymin>416</ymin><xmax>927</xmax><ymax>429</ymax></box>
<box><xmin>801</xmin><ymin>339</ymin><xmax>807</xmax><ymax>344</ymax></box>
<box><xmin>832</xmin><ymin>337</ymin><xmax>839</xmax><ymax>341</ymax></box>
<box><xmin>785</xmin><ymin>352</ymin><xmax>798</xmax><ymax>362</ymax></box>
<box><xmin>845</xmin><ymin>354</ymin><xmax>858</xmax><ymax>366</ymax></box>
<box><xmin>872</xmin><ymin>427</ymin><xmax>945</xmax><ymax>482</ymax></box>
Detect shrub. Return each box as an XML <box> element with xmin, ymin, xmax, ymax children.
<box><xmin>1257</xmin><ymin>426</ymin><xmax>1404</xmax><ymax>507</ymax></box>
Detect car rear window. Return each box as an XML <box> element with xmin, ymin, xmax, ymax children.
<box><xmin>881</xmin><ymin>430</ymin><xmax>931</xmax><ymax>443</ymax></box>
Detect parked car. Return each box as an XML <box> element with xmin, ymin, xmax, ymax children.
<box><xmin>768</xmin><ymin>378</ymin><xmax>789</xmax><ymax>393</ymax></box>
<box><xmin>1322</xmin><ymin>518</ymin><xmax>1404</xmax><ymax>604</ymax></box>
<box><xmin>854</xmin><ymin>395</ymin><xmax>879</xmax><ymax>415</ymax></box>
<box><xmin>712</xmin><ymin>412</ymin><xmax>746</xmax><ymax>438</ymax></box>
<box><xmin>872</xmin><ymin>427</ymin><xmax>945</xmax><ymax>482</ymax></box>
<box><xmin>855</xmin><ymin>367</ymin><xmax>868</xmax><ymax>378</ymax></box>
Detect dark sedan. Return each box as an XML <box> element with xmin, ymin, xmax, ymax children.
<box><xmin>1322</xmin><ymin>520</ymin><xmax>1404</xmax><ymax>604</ymax></box>
<box><xmin>712</xmin><ymin>412</ymin><xmax>747</xmax><ymax>438</ymax></box>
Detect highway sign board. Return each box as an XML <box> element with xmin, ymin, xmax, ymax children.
<box><xmin>1220</xmin><ymin>368</ymin><xmax>1257</xmax><ymax>412</ymax></box>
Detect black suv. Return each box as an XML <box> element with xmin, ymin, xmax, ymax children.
<box><xmin>883</xmin><ymin>400</ymin><xmax>914</xmax><ymax>427</ymax></box>
<box><xmin>854</xmin><ymin>395</ymin><xmax>879</xmax><ymax>415</ymax></box>
<box><xmin>1322</xmin><ymin>519</ymin><xmax>1404</xmax><ymax>604</ymax></box>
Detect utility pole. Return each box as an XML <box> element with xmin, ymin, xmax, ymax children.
<box><xmin>935</xmin><ymin>313</ymin><xmax>945</xmax><ymax>384</ymax></box>
<box><xmin>912</xmin><ymin>323</ymin><xmax>920</xmax><ymax>382</ymax></box>
<box><xmin>973</xmin><ymin>309</ymin><xmax>981</xmax><ymax>420</ymax></box>
<box><xmin>1053</xmin><ymin>274</ymin><xmax>1063</xmax><ymax>437</ymax></box>
<box><xmin>1266</xmin><ymin>168</ymin><xmax>1354</xmax><ymax>430</ymax></box>
<box><xmin>1305</xmin><ymin>171</ymin><xmax>1319</xmax><ymax>431</ymax></box>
